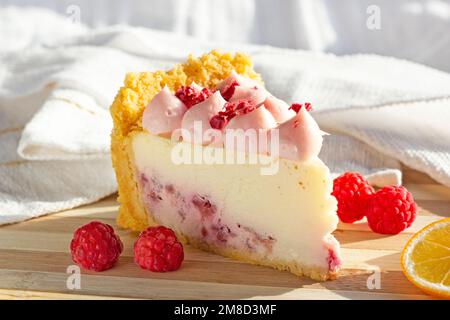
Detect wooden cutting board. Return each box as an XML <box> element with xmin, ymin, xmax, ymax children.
<box><xmin>0</xmin><ymin>166</ymin><xmax>448</xmax><ymax>300</ymax></box>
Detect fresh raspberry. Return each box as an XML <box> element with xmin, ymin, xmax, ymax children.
<box><xmin>332</xmin><ymin>172</ymin><xmax>375</xmax><ymax>223</ymax></box>
<box><xmin>70</xmin><ymin>221</ymin><xmax>123</xmax><ymax>271</ymax></box>
<box><xmin>366</xmin><ymin>186</ymin><xmax>417</xmax><ymax>234</ymax></box>
<box><xmin>175</xmin><ymin>86</ymin><xmax>213</xmax><ymax>109</ymax></box>
<box><xmin>220</xmin><ymin>80</ymin><xmax>239</xmax><ymax>101</ymax></box>
<box><xmin>134</xmin><ymin>226</ymin><xmax>184</xmax><ymax>272</ymax></box>
<box><xmin>289</xmin><ymin>102</ymin><xmax>312</xmax><ymax>113</ymax></box>
<box><xmin>209</xmin><ymin>99</ymin><xmax>255</xmax><ymax>129</ymax></box>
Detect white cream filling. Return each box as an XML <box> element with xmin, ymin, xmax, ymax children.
<box><xmin>132</xmin><ymin>132</ymin><xmax>340</xmax><ymax>269</ymax></box>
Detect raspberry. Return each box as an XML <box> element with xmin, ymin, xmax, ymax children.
<box><xmin>332</xmin><ymin>172</ymin><xmax>375</xmax><ymax>223</ymax></box>
<box><xmin>220</xmin><ymin>80</ymin><xmax>239</xmax><ymax>101</ymax></box>
<box><xmin>134</xmin><ymin>226</ymin><xmax>184</xmax><ymax>272</ymax></box>
<box><xmin>209</xmin><ymin>114</ymin><xmax>227</xmax><ymax>130</ymax></box>
<box><xmin>366</xmin><ymin>186</ymin><xmax>417</xmax><ymax>234</ymax></box>
<box><xmin>175</xmin><ymin>86</ymin><xmax>213</xmax><ymax>109</ymax></box>
<box><xmin>289</xmin><ymin>102</ymin><xmax>312</xmax><ymax>113</ymax></box>
<box><xmin>209</xmin><ymin>99</ymin><xmax>255</xmax><ymax>129</ymax></box>
<box><xmin>70</xmin><ymin>221</ymin><xmax>123</xmax><ymax>271</ymax></box>
<box><xmin>229</xmin><ymin>99</ymin><xmax>256</xmax><ymax>116</ymax></box>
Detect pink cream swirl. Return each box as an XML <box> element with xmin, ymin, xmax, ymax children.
<box><xmin>141</xmin><ymin>73</ymin><xmax>324</xmax><ymax>162</ymax></box>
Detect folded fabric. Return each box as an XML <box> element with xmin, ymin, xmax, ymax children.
<box><xmin>1</xmin><ymin>8</ymin><xmax>450</xmax><ymax>225</ymax></box>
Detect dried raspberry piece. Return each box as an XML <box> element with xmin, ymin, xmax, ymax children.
<box><xmin>175</xmin><ymin>86</ymin><xmax>213</xmax><ymax>109</ymax></box>
<box><xmin>134</xmin><ymin>226</ymin><xmax>184</xmax><ymax>272</ymax></box>
<box><xmin>210</xmin><ymin>114</ymin><xmax>228</xmax><ymax>130</ymax></box>
<box><xmin>231</xmin><ymin>99</ymin><xmax>256</xmax><ymax>116</ymax></box>
<box><xmin>70</xmin><ymin>221</ymin><xmax>123</xmax><ymax>271</ymax></box>
<box><xmin>210</xmin><ymin>99</ymin><xmax>255</xmax><ymax>130</ymax></box>
<box><xmin>332</xmin><ymin>172</ymin><xmax>375</xmax><ymax>223</ymax></box>
<box><xmin>220</xmin><ymin>80</ymin><xmax>239</xmax><ymax>101</ymax></box>
<box><xmin>289</xmin><ymin>102</ymin><xmax>312</xmax><ymax>113</ymax></box>
<box><xmin>366</xmin><ymin>186</ymin><xmax>417</xmax><ymax>234</ymax></box>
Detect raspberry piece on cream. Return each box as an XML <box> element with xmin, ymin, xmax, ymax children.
<box><xmin>264</xmin><ymin>96</ymin><xmax>296</xmax><ymax>123</ymax></box>
<box><xmin>175</xmin><ymin>85</ymin><xmax>213</xmax><ymax>109</ymax></box>
<box><xmin>209</xmin><ymin>100</ymin><xmax>256</xmax><ymax>130</ymax></box>
<box><xmin>221</xmin><ymin>80</ymin><xmax>239</xmax><ymax>101</ymax></box>
<box><xmin>217</xmin><ymin>71</ymin><xmax>264</xmax><ymax>97</ymax></box>
<box><xmin>209</xmin><ymin>114</ymin><xmax>228</xmax><ymax>130</ymax></box>
<box><xmin>223</xmin><ymin>99</ymin><xmax>255</xmax><ymax>117</ymax></box>
<box><xmin>289</xmin><ymin>102</ymin><xmax>313</xmax><ymax>113</ymax></box>
<box><xmin>218</xmin><ymin>71</ymin><xmax>269</xmax><ymax>105</ymax></box>
<box><xmin>181</xmin><ymin>91</ymin><xmax>226</xmax><ymax>145</ymax></box>
<box><xmin>142</xmin><ymin>86</ymin><xmax>187</xmax><ymax>134</ymax></box>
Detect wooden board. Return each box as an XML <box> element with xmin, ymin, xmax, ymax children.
<box><xmin>0</xmin><ymin>166</ymin><xmax>449</xmax><ymax>300</ymax></box>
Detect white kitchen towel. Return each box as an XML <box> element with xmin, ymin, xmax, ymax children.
<box><xmin>1</xmin><ymin>7</ymin><xmax>450</xmax><ymax>224</ymax></box>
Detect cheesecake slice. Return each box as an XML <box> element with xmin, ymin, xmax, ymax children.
<box><xmin>110</xmin><ymin>51</ymin><xmax>341</xmax><ymax>280</ymax></box>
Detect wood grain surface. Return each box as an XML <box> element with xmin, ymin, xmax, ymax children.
<box><xmin>0</xmin><ymin>166</ymin><xmax>448</xmax><ymax>300</ymax></box>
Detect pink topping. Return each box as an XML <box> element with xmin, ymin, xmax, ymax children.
<box><xmin>217</xmin><ymin>71</ymin><xmax>268</xmax><ymax>106</ymax></box>
<box><xmin>142</xmin><ymin>86</ymin><xmax>187</xmax><ymax>134</ymax></box>
<box><xmin>264</xmin><ymin>96</ymin><xmax>296</xmax><ymax>123</ymax></box>
<box><xmin>229</xmin><ymin>86</ymin><xmax>268</xmax><ymax>106</ymax></box>
<box><xmin>181</xmin><ymin>91</ymin><xmax>226</xmax><ymax>145</ymax></box>
<box><xmin>224</xmin><ymin>106</ymin><xmax>277</xmax><ymax>154</ymax></box>
<box><xmin>216</xmin><ymin>70</ymin><xmax>262</xmax><ymax>93</ymax></box>
<box><xmin>141</xmin><ymin>72</ymin><xmax>325</xmax><ymax>162</ymax></box>
<box><xmin>274</xmin><ymin>107</ymin><xmax>323</xmax><ymax>161</ymax></box>
<box><xmin>225</xmin><ymin>105</ymin><xmax>277</xmax><ymax>132</ymax></box>
<box><xmin>217</xmin><ymin>71</ymin><xmax>264</xmax><ymax>98</ymax></box>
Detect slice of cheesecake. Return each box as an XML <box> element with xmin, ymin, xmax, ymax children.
<box><xmin>110</xmin><ymin>51</ymin><xmax>341</xmax><ymax>280</ymax></box>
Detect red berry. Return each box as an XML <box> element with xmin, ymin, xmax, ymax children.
<box><xmin>134</xmin><ymin>226</ymin><xmax>184</xmax><ymax>272</ymax></box>
<box><xmin>221</xmin><ymin>80</ymin><xmax>239</xmax><ymax>101</ymax></box>
<box><xmin>210</xmin><ymin>114</ymin><xmax>228</xmax><ymax>130</ymax></box>
<box><xmin>332</xmin><ymin>172</ymin><xmax>375</xmax><ymax>223</ymax></box>
<box><xmin>366</xmin><ymin>186</ymin><xmax>417</xmax><ymax>234</ymax></box>
<box><xmin>70</xmin><ymin>221</ymin><xmax>123</xmax><ymax>271</ymax></box>
<box><xmin>289</xmin><ymin>102</ymin><xmax>312</xmax><ymax>113</ymax></box>
<box><xmin>175</xmin><ymin>86</ymin><xmax>213</xmax><ymax>109</ymax></box>
<box><xmin>210</xmin><ymin>99</ymin><xmax>255</xmax><ymax>130</ymax></box>
<box><xmin>229</xmin><ymin>99</ymin><xmax>255</xmax><ymax>116</ymax></box>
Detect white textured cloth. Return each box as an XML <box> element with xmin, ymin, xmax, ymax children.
<box><xmin>5</xmin><ymin>1</ymin><xmax>450</xmax><ymax>72</ymax></box>
<box><xmin>1</xmin><ymin>7</ymin><xmax>450</xmax><ymax>224</ymax></box>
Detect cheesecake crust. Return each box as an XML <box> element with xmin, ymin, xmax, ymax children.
<box><xmin>110</xmin><ymin>51</ymin><xmax>338</xmax><ymax>281</ymax></box>
<box><xmin>111</xmin><ymin>51</ymin><xmax>260</xmax><ymax>231</ymax></box>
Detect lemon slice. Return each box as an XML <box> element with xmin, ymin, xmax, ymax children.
<box><xmin>401</xmin><ymin>218</ymin><xmax>450</xmax><ymax>299</ymax></box>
